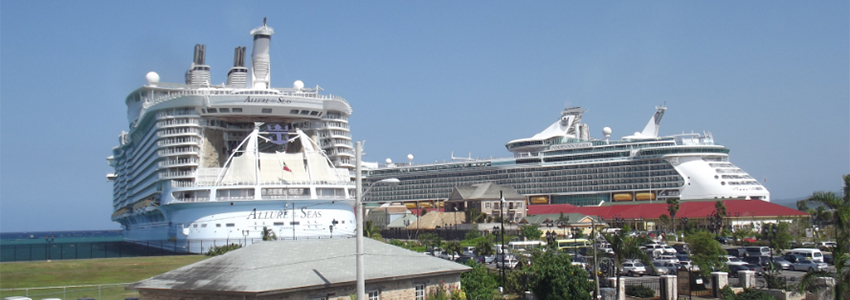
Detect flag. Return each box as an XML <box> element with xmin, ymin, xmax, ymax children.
<box><xmin>283</xmin><ymin>163</ymin><xmax>292</xmax><ymax>172</ymax></box>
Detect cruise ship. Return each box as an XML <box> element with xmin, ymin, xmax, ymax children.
<box><xmin>363</xmin><ymin>106</ymin><xmax>769</xmax><ymax>220</ymax></box>
<box><xmin>107</xmin><ymin>20</ymin><xmax>357</xmax><ymax>252</ymax></box>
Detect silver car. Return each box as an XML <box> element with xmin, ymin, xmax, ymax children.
<box><xmin>792</xmin><ymin>259</ymin><xmax>828</xmax><ymax>272</ymax></box>
<box><xmin>650</xmin><ymin>261</ymin><xmax>674</xmax><ymax>275</ymax></box>
<box><xmin>771</xmin><ymin>256</ymin><xmax>792</xmax><ymax>270</ymax></box>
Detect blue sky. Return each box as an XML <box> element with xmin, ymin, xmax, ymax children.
<box><xmin>1</xmin><ymin>1</ymin><xmax>847</xmax><ymax>232</ymax></box>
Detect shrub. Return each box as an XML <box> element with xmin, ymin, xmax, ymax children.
<box><xmin>205</xmin><ymin>243</ymin><xmax>241</xmax><ymax>256</ymax></box>
<box><xmin>625</xmin><ymin>285</ymin><xmax>655</xmax><ymax>298</ymax></box>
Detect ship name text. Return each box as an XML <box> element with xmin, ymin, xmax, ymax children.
<box><xmin>246</xmin><ymin>207</ymin><xmax>322</xmax><ymax>220</ymax></box>
<box><xmin>243</xmin><ymin>96</ymin><xmax>293</xmax><ymax>104</ymax></box>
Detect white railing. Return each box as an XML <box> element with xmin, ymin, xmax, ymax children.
<box><xmin>159</xmin><ymin>171</ymin><xmax>196</xmax><ymax>179</ymax></box>
<box><xmin>142</xmin><ymin>87</ymin><xmax>350</xmax><ymax>109</ymax></box>
<box><xmin>170</xmin><ymin>180</ymin><xmax>354</xmax><ymax>189</ymax></box>
<box><xmin>157</xmin><ymin>147</ymin><xmax>200</xmax><ymax>156</ymax></box>
<box><xmin>157</xmin><ymin>127</ymin><xmax>202</xmax><ymax>138</ymax></box>
<box><xmin>158</xmin><ymin>158</ymin><xmax>200</xmax><ymax>168</ymax></box>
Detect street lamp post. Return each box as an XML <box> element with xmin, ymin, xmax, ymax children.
<box><xmin>355</xmin><ymin>141</ymin><xmax>400</xmax><ymax>300</ymax></box>
<box><xmin>242</xmin><ymin>230</ymin><xmax>249</xmax><ymax>246</ymax></box>
<box><xmin>44</xmin><ymin>235</ymin><xmax>54</xmax><ymax>261</ymax></box>
<box><xmin>499</xmin><ymin>191</ymin><xmax>506</xmax><ymax>293</ymax></box>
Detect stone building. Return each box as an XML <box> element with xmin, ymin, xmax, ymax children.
<box><xmin>129</xmin><ymin>238</ymin><xmax>470</xmax><ymax>300</ymax></box>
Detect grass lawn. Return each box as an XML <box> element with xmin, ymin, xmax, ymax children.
<box><xmin>0</xmin><ymin>255</ymin><xmax>207</xmax><ymax>299</ymax></box>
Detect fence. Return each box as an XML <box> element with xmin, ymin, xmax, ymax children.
<box><xmin>0</xmin><ymin>241</ymin><xmax>191</xmax><ymax>262</ymax></box>
<box><xmin>0</xmin><ymin>283</ymin><xmax>137</xmax><ymax>300</ymax></box>
<box><xmin>624</xmin><ymin>276</ymin><xmax>661</xmax><ymax>299</ymax></box>
<box><xmin>379</xmin><ymin>228</ymin><xmax>520</xmax><ymax>242</ymax></box>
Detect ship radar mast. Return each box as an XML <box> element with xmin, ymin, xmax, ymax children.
<box><xmin>250</xmin><ymin>17</ymin><xmax>275</xmax><ymax>89</ymax></box>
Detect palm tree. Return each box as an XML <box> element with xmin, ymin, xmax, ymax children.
<box><xmin>667</xmin><ymin>198</ymin><xmax>680</xmax><ymax>231</ymax></box>
<box><xmin>602</xmin><ymin>232</ymin><xmax>650</xmax><ymax>298</ymax></box>
<box><xmin>796</xmin><ymin>174</ymin><xmax>849</xmax><ymax>300</ymax></box>
<box><xmin>556</xmin><ymin>212</ymin><xmax>570</xmax><ymax>237</ymax></box>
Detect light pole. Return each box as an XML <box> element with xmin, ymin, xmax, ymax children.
<box><xmin>355</xmin><ymin>141</ymin><xmax>400</xmax><ymax>300</ymax></box>
<box><xmin>45</xmin><ymin>235</ymin><xmax>54</xmax><ymax>261</ymax></box>
<box><xmin>499</xmin><ymin>190</ymin><xmax>506</xmax><ymax>292</ymax></box>
<box><xmin>242</xmin><ymin>230</ymin><xmax>249</xmax><ymax>246</ymax></box>
<box><xmin>591</xmin><ymin>217</ymin><xmax>599</xmax><ymax>299</ymax></box>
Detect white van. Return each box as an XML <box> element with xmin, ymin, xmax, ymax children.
<box><xmin>788</xmin><ymin>248</ymin><xmax>824</xmax><ymax>263</ymax></box>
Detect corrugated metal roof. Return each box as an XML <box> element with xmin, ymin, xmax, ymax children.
<box><xmin>130</xmin><ymin>238</ymin><xmax>469</xmax><ymax>295</ymax></box>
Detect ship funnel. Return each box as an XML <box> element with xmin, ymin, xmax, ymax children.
<box><xmin>226</xmin><ymin>46</ymin><xmax>248</xmax><ymax>88</ymax></box>
<box><xmin>185</xmin><ymin>44</ymin><xmax>211</xmax><ymax>86</ymax></box>
<box><xmin>639</xmin><ymin>105</ymin><xmax>667</xmax><ymax>138</ymax></box>
<box><xmin>250</xmin><ymin>18</ymin><xmax>275</xmax><ymax>89</ymax></box>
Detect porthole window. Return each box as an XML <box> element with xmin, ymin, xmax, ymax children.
<box><xmin>721</xmin><ymin>181</ymin><xmax>726</xmax><ymax>186</ymax></box>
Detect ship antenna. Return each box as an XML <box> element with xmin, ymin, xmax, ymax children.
<box><xmin>263</xmin><ymin>17</ymin><xmax>267</xmax><ymax>26</ymax></box>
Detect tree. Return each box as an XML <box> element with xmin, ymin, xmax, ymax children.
<box><xmin>556</xmin><ymin>212</ymin><xmax>570</xmax><ymax>236</ymax></box>
<box><xmin>419</xmin><ymin>233</ymin><xmax>441</xmax><ymax>250</ymax></box>
<box><xmin>445</xmin><ymin>241</ymin><xmax>462</xmax><ymax>257</ymax></box>
<box><xmin>474</xmin><ymin>238</ymin><xmax>495</xmax><ymax>257</ymax></box>
<box><xmin>461</xmin><ymin>260</ymin><xmax>498</xmax><ymax>300</ymax></box>
<box><xmin>528</xmin><ymin>249</ymin><xmax>594</xmax><ymax>300</ymax></box>
<box><xmin>602</xmin><ymin>231</ymin><xmax>650</xmax><ymax>298</ymax></box>
<box><xmin>795</xmin><ymin>174</ymin><xmax>850</xmax><ymax>300</ymax></box>
<box><xmin>519</xmin><ymin>224</ymin><xmax>543</xmax><ymax>241</ymax></box>
<box><xmin>667</xmin><ymin>198</ymin><xmax>680</xmax><ymax>231</ymax></box>
<box><xmin>364</xmin><ymin>220</ymin><xmax>382</xmax><ymax>238</ymax></box>
<box><xmin>464</xmin><ymin>229</ymin><xmax>481</xmax><ymax>241</ymax></box>
<box><xmin>731</xmin><ymin>226</ymin><xmax>754</xmax><ymax>248</ymax></box>
<box><xmin>685</xmin><ymin>231</ymin><xmax>727</xmax><ymax>278</ymax></box>
<box><xmin>465</xmin><ymin>208</ymin><xmax>485</xmax><ymax>224</ymax></box>
<box><xmin>658</xmin><ymin>214</ymin><xmax>670</xmax><ymax>232</ymax></box>
<box><xmin>261</xmin><ymin>226</ymin><xmax>277</xmax><ymax>241</ymax></box>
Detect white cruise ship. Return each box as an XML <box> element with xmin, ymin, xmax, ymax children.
<box><xmin>363</xmin><ymin>106</ymin><xmax>769</xmax><ymax>220</ymax></box>
<box><xmin>107</xmin><ymin>20</ymin><xmax>357</xmax><ymax>252</ymax></box>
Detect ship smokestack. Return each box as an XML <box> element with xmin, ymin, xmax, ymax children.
<box><xmin>226</xmin><ymin>46</ymin><xmax>248</xmax><ymax>88</ymax></box>
<box><xmin>185</xmin><ymin>44</ymin><xmax>211</xmax><ymax>86</ymax></box>
<box><xmin>249</xmin><ymin>18</ymin><xmax>275</xmax><ymax>89</ymax></box>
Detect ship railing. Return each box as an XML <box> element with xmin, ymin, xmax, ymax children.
<box><xmin>142</xmin><ymin>88</ymin><xmax>350</xmax><ymax>109</ymax></box>
<box><xmin>159</xmin><ymin>171</ymin><xmax>196</xmax><ymax>179</ymax></box>
<box><xmin>170</xmin><ymin>180</ymin><xmax>355</xmax><ymax>188</ymax></box>
<box><xmin>170</xmin><ymin>197</ymin><xmax>211</xmax><ymax>203</ymax></box>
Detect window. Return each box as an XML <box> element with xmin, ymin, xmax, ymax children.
<box><xmin>262</xmin><ymin>108</ymin><xmax>272</xmax><ymax>113</ymax></box>
<box><xmin>219</xmin><ymin>108</ymin><xmax>230</xmax><ymax>113</ymax></box>
<box><xmin>226</xmin><ymin>223</ymin><xmax>235</xmax><ymax>227</ymax></box>
<box><xmin>368</xmin><ymin>290</ymin><xmax>380</xmax><ymax>300</ymax></box>
<box><xmin>216</xmin><ymin>224</ymin><xmax>221</xmax><ymax>227</ymax></box>
<box><xmin>290</xmin><ymin>109</ymin><xmax>300</xmax><ymax>114</ymax></box>
<box><xmin>207</xmin><ymin>108</ymin><xmax>217</xmax><ymax>113</ymax></box>
<box><xmin>415</xmin><ymin>284</ymin><xmax>425</xmax><ymax>300</ymax></box>
<box><xmin>232</xmin><ymin>108</ymin><xmax>242</xmax><ymax>112</ymax></box>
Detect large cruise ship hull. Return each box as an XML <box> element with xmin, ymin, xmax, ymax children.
<box><xmin>124</xmin><ymin>200</ymin><xmax>356</xmax><ymax>253</ymax></box>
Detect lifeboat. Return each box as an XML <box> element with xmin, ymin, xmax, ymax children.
<box><xmin>613</xmin><ymin>193</ymin><xmax>633</xmax><ymax>201</ymax></box>
<box><xmin>635</xmin><ymin>192</ymin><xmax>656</xmax><ymax>201</ymax></box>
<box><xmin>529</xmin><ymin>196</ymin><xmax>549</xmax><ymax>205</ymax></box>
<box><xmin>418</xmin><ymin>202</ymin><xmax>433</xmax><ymax>208</ymax></box>
<box><xmin>404</xmin><ymin>203</ymin><xmax>417</xmax><ymax>209</ymax></box>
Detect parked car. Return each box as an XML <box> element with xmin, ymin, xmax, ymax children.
<box><xmin>678</xmin><ymin>260</ymin><xmax>700</xmax><ymax>272</ymax></box>
<box><xmin>791</xmin><ymin>259</ymin><xmax>828</xmax><ymax>272</ymax></box>
<box><xmin>744</xmin><ymin>246</ymin><xmax>772</xmax><ymax>257</ymax></box>
<box><xmin>655</xmin><ymin>255</ymin><xmax>680</xmax><ymax>264</ymax></box>
<box><xmin>463</xmin><ymin>246</ymin><xmax>476</xmax><ymax>256</ymax></box>
<box><xmin>715</xmin><ymin>236</ymin><xmax>732</xmax><ymax>244</ymax></box>
<box><xmin>728</xmin><ymin>264</ymin><xmax>750</xmax><ymax>277</ymax></box>
<box><xmin>771</xmin><ymin>256</ymin><xmax>792</xmax><ymax>270</ymax></box>
<box><xmin>726</xmin><ymin>248</ymin><xmax>748</xmax><ymax>258</ymax></box>
<box><xmin>743</xmin><ymin>255</ymin><xmax>772</xmax><ymax>268</ymax></box>
<box><xmin>662</xmin><ymin>245</ymin><xmax>677</xmax><ymax>255</ymax></box>
<box><xmin>744</xmin><ymin>263</ymin><xmax>765</xmax><ymax>276</ymax></box>
<box><xmin>458</xmin><ymin>255</ymin><xmax>484</xmax><ymax>264</ymax></box>
<box><xmin>673</xmin><ymin>244</ymin><xmax>690</xmax><ymax>254</ymax></box>
<box><xmin>723</xmin><ymin>255</ymin><xmax>748</xmax><ymax>266</ymax></box>
<box><xmin>823</xmin><ymin>253</ymin><xmax>834</xmax><ymax>265</ymax></box>
<box><xmin>621</xmin><ymin>262</ymin><xmax>647</xmax><ymax>276</ymax></box>
<box><xmin>496</xmin><ymin>255</ymin><xmax>519</xmax><ymax>269</ymax></box>
<box><xmin>650</xmin><ymin>261</ymin><xmax>677</xmax><ymax>276</ymax></box>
